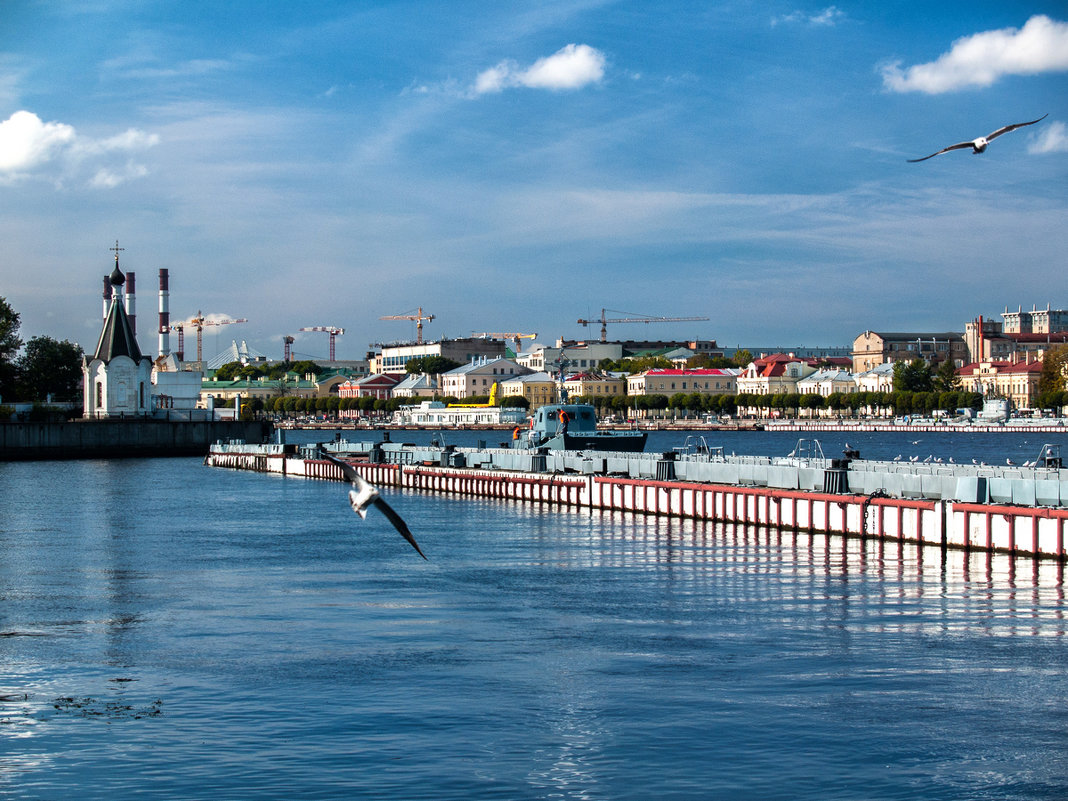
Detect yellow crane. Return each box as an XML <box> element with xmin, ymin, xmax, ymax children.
<box><xmin>448</xmin><ymin>381</ymin><xmax>500</xmax><ymax>408</ymax></box>
<box><xmin>380</xmin><ymin>307</ymin><xmax>435</xmax><ymax>344</ymax></box>
<box><xmin>576</xmin><ymin>308</ymin><xmax>709</xmax><ymax>343</ymax></box>
<box><xmin>471</xmin><ymin>332</ymin><xmax>538</xmax><ymax>353</ymax></box>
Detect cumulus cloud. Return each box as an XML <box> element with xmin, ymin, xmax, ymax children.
<box><xmin>473</xmin><ymin>44</ymin><xmax>606</xmax><ymax>95</ymax></box>
<box><xmin>1028</xmin><ymin>120</ymin><xmax>1068</xmax><ymax>154</ymax></box>
<box><xmin>882</xmin><ymin>15</ymin><xmax>1068</xmax><ymax>93</ymax></box>
<box><xmin>0</xmin><ymin>110</ymin><xmax>158</xmax><ymax>186</ymax></box>
<box><xmin>0</xmin><ymin>110</ymin><xmax>75</xmax><ymax>171</ymax></box>
<box><xmin>772</xmin><ymin>6</ymin><xmax>844</xmax><ymax>27</ymax></box>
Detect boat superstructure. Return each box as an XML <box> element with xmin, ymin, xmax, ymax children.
<box><xmin>517</xmin><ymin>403</ymin><xmax>647</xmax><ymax>452</ymax></box>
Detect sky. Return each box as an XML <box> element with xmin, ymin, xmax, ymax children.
<box><xmin>1</xmin><ymin>1</ymin><xmax>1066</xmax><ymax>363</ymax></box>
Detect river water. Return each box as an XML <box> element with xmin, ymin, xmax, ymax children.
<box><xmin>2</xmin><ymin>430</ymin><xmax>1066</xmax><ymax>800</ymax></box>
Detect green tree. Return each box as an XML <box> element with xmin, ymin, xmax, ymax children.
<box><xmin>500</xmin><ymin>395</ymin><xmax>530</xmax><ymax>408</ymax></box>
<box><xmin>406</xmin><ymin>356</ymin><xmax>461</xmax><ymax>375</ymax></box>
<box><xmin>800</xmin><ymin>393</ymin><xmax>824</xmax><ymax>417</ymax></box>
<box><xmin>16</xmin><ymin>336</ymin><xmax>84</xmax><ymax>401</ymax></box>
<box><xmin>893</xmin><ymin>359</ymin><xmax>934</xmax><ymax>393</ymax></box>
<box><xmin>732</xmin><ymin>350</ymin><xmax>752</xmax><ymax>368</ymax></box>
<box><xmin>289</xmin><ymin>360</ymin><xmax>322</xmax><ymax>377</ymax></box>
<box><xmin>932</xmin><ymin>359</ymin><xmax>961</xmax><ymax>393</ymax></box>
<box><xmin>0</xmin><ymin>297</ymin><xmax>22</xmax><ymax>401</ymax></box>
<box><xmin>213</xmin><ymin>361</ymin><xmax>245</xmax><ymax>380</ymax></box>
<box><xmin>1037</xmin><ymin>345</ymin><xmax>1068</xmax><ymax>399</ymax></box>
<box><xmin>600</xmin><ymin>356</ymin><xmax>673</xmax><ymax>374</ymax></box>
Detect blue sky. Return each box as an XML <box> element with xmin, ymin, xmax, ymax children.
<box><xmin>2</xmin><ymin>1</ymin><xmax>1066</xmax><ymax>362</ymax></box>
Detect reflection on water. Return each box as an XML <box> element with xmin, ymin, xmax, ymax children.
<box><xmin>1</xmin><ymin>458</ymin><xmax>1066</xmax><ymax>801</ymax></box>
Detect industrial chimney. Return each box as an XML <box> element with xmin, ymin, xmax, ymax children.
<box><xmin>158</xmin><ymin>268</ymin><xmax>170</xmax><ymax>357</ymax></box>
<box><xmin>125</xmin><ymin>271</ymin><xmax>136</xmax><ymax>336</ymax></box>
<box><xmin>102</xmin><ymin>275</ymin><xmax>113</xmax><ymax>319</ymax></box>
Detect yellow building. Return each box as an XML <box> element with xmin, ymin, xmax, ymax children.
<box><xmin>957</xmin><ymin>360</ymin><xmax>1044</xmax><ymax>409</ymax></box>
<box><xmin>500</xmin><ymin>372</ymin><xmax>557</xmax><ymax>410</ymax></box>
<box><xmin>563</xmin><ymin>372</ymin><xmax>626</xmax><ymax>400</ymax></box>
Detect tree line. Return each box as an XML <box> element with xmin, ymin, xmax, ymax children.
<box><xmin>0</xmin><ymin>297</ymin><xmax>84</xmax><ymax>409</ymax></box>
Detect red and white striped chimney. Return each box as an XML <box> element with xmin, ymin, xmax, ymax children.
<box><xmin>125</xmin><ymin>271</ymin><xmax>136</xmax><ymax>336</ymax></box>
<box><xmin>158</xmin><ymin>268</ymin><xmax>170</xmax><ymax>357</ymax></box>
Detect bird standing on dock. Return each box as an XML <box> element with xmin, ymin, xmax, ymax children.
<box><xmin>322</xmin><ymin>451</ymin><xmax>427</xmax><ymax>559</ymax></box>
<box><xmin>908</xmin><ymin>114</ymin><xmax>1047</xmax><ymax>162</ymax></box>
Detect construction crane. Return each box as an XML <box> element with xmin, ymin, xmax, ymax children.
<box><xmin>283</xmin><ymin>335</ymin><xmax>295</xmax><ymax>362</ymax></box>
<box><xmin>380</xmin><ymin>307</ymin><xmax>434</xmax><ymax>344</ymax></box>
<box><xmin>300</xmin><ymin>326</ymin><xmax>345</xmax><ymax>361</ymax></box>
<box><xmin>471</xmin><ymin>332</ymin><xmax>538</xmax><ymax>353</ymax></box>
<box><xmin>171</xmin><ymin>310</ymin><xmax>248</xmax><ymax>362</ymax></box>
<box><xmin>576</xmin><ymin>308</ymin><xmax>709</xmax><ymax>343</ymax></box>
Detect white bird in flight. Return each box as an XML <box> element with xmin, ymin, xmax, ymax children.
<box><xmin>322</xmin><ymin>451</ymin><xmax>427</xmax><ymax>559</ymax></box>
<box><xmin>907</xmin><ymin>114</ymin><xmax>1047</xmax><ymax>162</ymax></box>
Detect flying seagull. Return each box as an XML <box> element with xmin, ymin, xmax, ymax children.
<box><xmin>908</xmin><ymin>114</ymin><xmax>1047</xmax><ymax>162</ymax></box>
<box><xmin>322</xmin><ymin>451</ymin><xmax>427</xmax><ymax>559</ymax></box>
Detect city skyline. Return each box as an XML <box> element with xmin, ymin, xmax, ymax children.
<box><xmin>2</xmin><ymin>2</ymin><xmax>1066</xmax><ymax>361</ymax></box>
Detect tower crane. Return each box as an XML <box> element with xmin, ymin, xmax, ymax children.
<box><xmin>471</xmin><ymin>332</ymin><xmax>538</xmax><ymax>353</ymax></box>
<box><xmin>283</xmin><ymin>335</ymin><xmax>295</xmax><ymax>362</ymax></box>
<box><xmin>576</xmin><ymin>308</ymin><xmax>709</xmax><ymax>343</ymax></box>
<box><xmin>300</xmin><ymin>326</ymin><xmax>345</xmax><ymax>361</ymax></box>
<box><xmin>171</xmin><ymin>310</ymin><xmax>248</xmax><ymax>362</ymax></box>
<box><xmin>380</xmin><ymin>307</ymin><xmax>434</xmax><ymax>344</ymax></box>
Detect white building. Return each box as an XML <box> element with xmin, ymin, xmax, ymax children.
<box><xmin>151</xmin><ymin>354</ymin><xmax>203</xmax><ymax>411</ymax></box>
<box><xmin>736</xmin><ymin>354</ymin><xmax>819</xmax><ymax>395</ymax></box>
<box><xmin>82</xmin><ymin>262</ymin><xmax>153</xmax><ymax>418</ymax></box>
<box><xmin>796</xmin><ymin>368</ymin><xmax>857</xmax><ymax>397</ymax></box>
<box><xmin>392</xmin><ymin>400</ymin><xmax>527</xmax><ymax>427</ymax></box>
<box><xmin>440</xmin><ymin>357</ymin><xmax>531</xmax><ymax>398</ymax></box>
<box><xmin>854</xmin><ymin>362</ymin><xmax>896</xmax><ymax>394</ymax></box>
<box><xmin>517</xmin><ymin>341</ymin><xmax>624</xmax><ymax>373</ymax></box>
<box><xmin>392</xmin><ymin>373</ymin><xmax>438</xmax><ymax>398</ymax></box>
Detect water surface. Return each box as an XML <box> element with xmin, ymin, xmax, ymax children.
<box><xmin>1</xmin><ymin>452</ymin><xmax>1065</xmax><ymax>800</ymax></box>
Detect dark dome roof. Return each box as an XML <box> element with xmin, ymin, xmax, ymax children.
<box><xmin>109</xmin><ymin>264</ymin><xmax>126</xmax><ymax>286</ymax></box>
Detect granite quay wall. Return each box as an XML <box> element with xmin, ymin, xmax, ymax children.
<box><xmin>0</xmin><ymin>420</ymin><xmax>272</xmax><ymax>460</ymax></box>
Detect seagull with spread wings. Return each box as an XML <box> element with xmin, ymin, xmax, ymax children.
<box><xmin>322</xmin><ymin>451</ymin><xmax>427</xmax><ymax>559</ymax></box>
<box><xmin>907</xmin><ymin>114</ymin><xmax>1047</xmax><ymax>162</ymax></box>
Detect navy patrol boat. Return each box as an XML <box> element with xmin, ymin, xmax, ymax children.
<box><xmin>515</xmin><ymin>403</ymin><xmax>647</xmax><ymax>452</ymax></box>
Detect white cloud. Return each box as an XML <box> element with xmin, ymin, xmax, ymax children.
<box><xmin>1028</xmin><ymin>120</ymin><xmax>1068</xmax><ymax>154</ymax></box>
<box><xmin>0</xmin><ymin>110</ymin><xmax>158</xmax><ymax>186</ymax></box>
<box><xmin>882</xmin><ymin>15</ymin><xmax>1068</xmax><ymax>93</ymax></box>
<box><xmin>772</xmin><ymin>6</ymin><xmax>844</xmax><ymax>27</ymax></box>
<box><xmin>473</xmin><ymin>44</ymin><xmax>606</xmax><ymax>95</ymax></box>
<box><xmin>90</xmin><ymin>162</ymin><xmax>149</xmax><ymax>188</ymax></box>
<box><xmin>0</xmin><ymin>110</ymin><xmax>75</xmax><ymax>171</ymax></box>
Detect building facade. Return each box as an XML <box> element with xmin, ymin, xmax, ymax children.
<box><xmin>627</xmin><ymin>368</ymin><xmax>738</xmax><ymax>397</ymax></box>
<box><xmin>956</xmin><ymin>360</ymin><xmax>1044</xmax><ymax>410</ymax></box>
<box><xmin>338</xmin><ymin>373</ymin><xmax>400</xmax><ymax>400</ymax></box>
<box><xmin>796</xmin><ymin>368</ymin><xmax>857</xmax><ymax>397</ymax></box>
<box><xmin>1001</xmin><ymin>305</ymin><xmax>1068</xmax><ymax>334</ymax></box>
<box><xmin>736</xmin><ymin>354</ymin><xmax>817</xmax><ymax>395</ymax></box>
<box><xmin>440</xmin><ymin>357</ymin><xmax>531</xmax><ymax>398</ymax></box>
<box><xmin>562</xmin><ymin>372</ymin><xmax>627</xmax><ymax>401</ymax></box>
<box><xmin>852</xmin><ymin>331</ymin><xmax>967</xmax><ymax>373</ymax></box>
<box><xmin>376</xmin><ymin>338</ymin><xmax>505</xmax><ymax>374</ymax></box>
<box><xmin>500</xmin><ymin>372</ymin><xmax>557</xmax><ymax>409</ymax></box>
